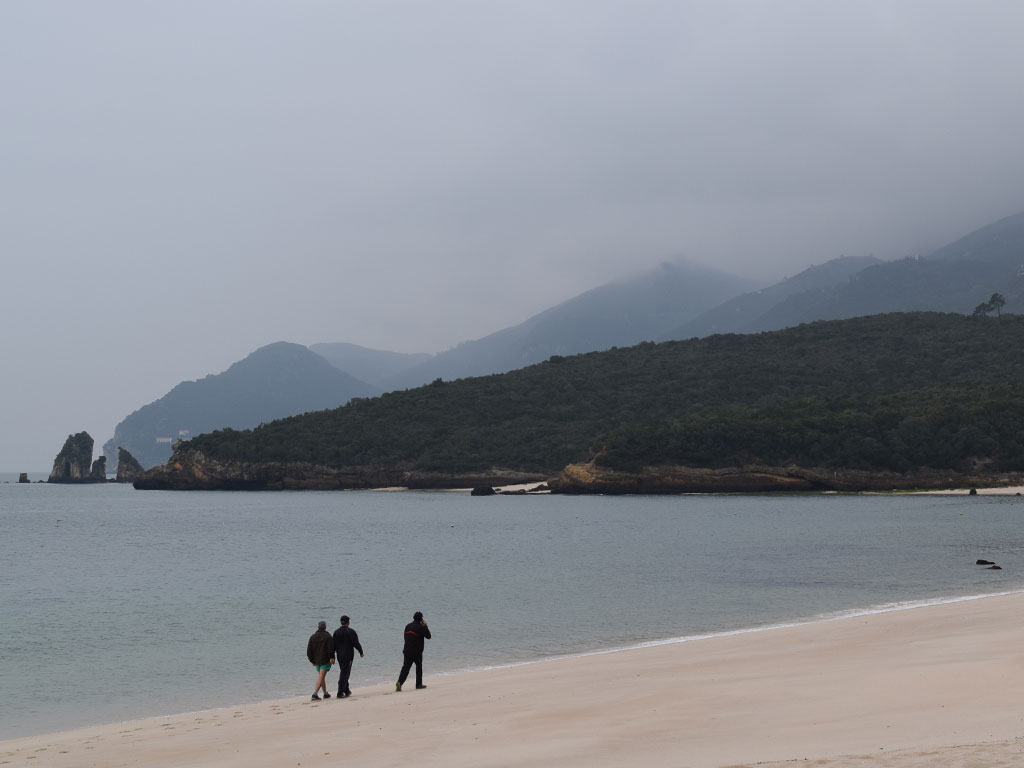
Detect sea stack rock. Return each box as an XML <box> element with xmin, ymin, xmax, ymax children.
<box><xmin>48</xmin><ymin>431</ymin><xmax>103</xmax><ymax>483</ymax></box>
<box><xmin>115</xmin><ymin>447</ymin><xmax>144</xmax><ymax>483</ymax></box>
<box><xmin>90</xmin><ymin>455</ymin><xmax>107</xmax><ymax>481</ymax></box>
<box><xmin>18</xmin><ymin>472</ymin><xmax>29</xmax><ymax>483</ymax></box>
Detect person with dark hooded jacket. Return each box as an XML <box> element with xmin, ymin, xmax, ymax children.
<box><xmin>395</xmin><ymin>611</ymin><xmax>431</xmax><ymax>691</ymax></box>
<box><xmin>306</xmin><ymin>621</ymin><xmax>335</xmax><ymax>701</ymax></box>
<box><xmin>332</xmin><ymin>615</ymin><xmax>364</xmax><ymax>698</ymax></box>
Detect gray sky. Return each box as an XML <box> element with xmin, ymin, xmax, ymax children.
<box><xmin>3</xmin><ymin>1</ymin><xmax>1024</xmax><ymax>471</ymax></box>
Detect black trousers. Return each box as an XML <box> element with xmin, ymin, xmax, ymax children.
<box><xmin>336</xmin><ymin>657</ymin><xmax>354</xmax><ymax>695</ymax></box>
<box><xmin>397</xmin><ymin>651</ymin><xmax>423</xmax><ymax>687</ymax></box>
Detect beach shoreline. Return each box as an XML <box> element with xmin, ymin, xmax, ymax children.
<box><xmin>6</xmin><ymin>591</ymin><xmax>1024</xmax><ymax>767</ymax></box>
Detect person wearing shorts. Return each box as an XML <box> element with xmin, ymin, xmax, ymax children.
<box><xmin>306</xmin><ymin>620</ymin><xmax>335</xmax><ymax>700</ymax></box>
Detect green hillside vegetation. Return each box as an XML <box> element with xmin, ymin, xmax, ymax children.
<box><xmin>183</xmin><ymin>313</ymin><xmax>1024</xmax><ymax>477</ymax></box>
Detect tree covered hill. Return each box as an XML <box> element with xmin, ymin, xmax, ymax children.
<box><xmin>105</xmin><ymin>342</ymin><xmax>377</xmax><ymax>468</ymax></box>
<box><xmin>180</xmin><ymin>313</ymin><xmax>1024</xmax><ymax>478</ymax></box>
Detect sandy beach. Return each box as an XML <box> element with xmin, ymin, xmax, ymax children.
<box><xmin>5</xmin><ymin>593</ymin><xmax>1024</xmax><ymax>768</ymax></box>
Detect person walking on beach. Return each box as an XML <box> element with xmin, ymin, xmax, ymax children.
<box><xmin>332</xmin><ymin>615</ymin><xmax>364</xmax><ymax>698</ymax></box>
<box><xmin>306</xmin><ymin>620</ymin><xmax>335</xmax><ymax>701</ymax></box>
<box><xmin>396</xmin><ymin>611</ymin><xmax>431</xmax><ymax>691</ymax></box>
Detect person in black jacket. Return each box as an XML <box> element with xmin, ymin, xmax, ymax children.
<box><xmin>395</xmin><ymin>611</ymin><xmax>431</xmax><ymax>691</ymax></box>
<box><xmin>306</xmin><ymin>620</ymin><xmax>335</xmax><ymax>701</ymax></box>
<box><xmin>332</xmin><ymin>615</ymin><xmax>364</xmax><ymax>698</ymax></box>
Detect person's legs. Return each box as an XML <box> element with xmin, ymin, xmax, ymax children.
<box><xmin>315</xmin><ymin>667</ymin><xmax>329</xmax><ymax>695</ymax></box>
<box><xmin>413</xmin><ymin>654</ymin><xmax>424</xmax><ymax>687</ymax></box>
<box><xmin>337</xmin><ymin>658</ymin><xmax>353</xmax><ymax>696</ymax></box>
<box><xmin>397</xmin><ymin>652</ymin><xmax>414</xmax><ymax>688</ymax></box>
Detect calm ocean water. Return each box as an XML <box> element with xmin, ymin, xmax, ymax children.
<box><xmin>2</xmin><ymin>482</ymin><xmax>1023</xmax><ymax>739</ymax></box>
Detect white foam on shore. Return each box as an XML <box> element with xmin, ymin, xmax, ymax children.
<box><xmin>431</xmin><ymin>587</ymin><xmax>1024</xmax><ymax>678</ymax></box>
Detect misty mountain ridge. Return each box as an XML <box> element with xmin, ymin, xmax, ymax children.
<box><xmin>104</xmin><ymin>342</ymin><xmax>376</xmax><ymax>468</ymax></box>
<box><xmin>695</xmin><ymin>212</ymin><xmax>1024</xmax><ymax>336</ymax></box>
<box><xmin>308</xmin><ymin>342</ymin><xmax>431</xmax><ymax>389</ymax></box>
<box><xmin>376</xmin><ymin>260</ymin><xmax>763</xmax><ymax>391</ymax></box>
<box><xmin>664</xmin><ymin>254</ymin><xmax>883</xmax><ymax>339</ymax></box>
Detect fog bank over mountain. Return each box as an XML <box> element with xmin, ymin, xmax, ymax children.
<box><xmin>3</xmin><ymin>2</ymin><xmax>1024</xmax><ymax>469</ymax></box>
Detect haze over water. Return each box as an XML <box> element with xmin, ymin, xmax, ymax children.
<box><xmin>3</xmin><ymin>484</ymin><xmax>1023</xmax><ymax>739</ymax></box>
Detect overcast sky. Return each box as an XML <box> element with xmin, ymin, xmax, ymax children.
<box><xmin>3</xmin><ymin>1</ymin><xmax>1024</xmax><ymax>471</ymax></box>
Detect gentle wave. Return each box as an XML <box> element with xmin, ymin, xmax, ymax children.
<box><xmin>435</xmin><ymin>587</ymin><xmax>1024</xmax><ymax>677</ymax></box>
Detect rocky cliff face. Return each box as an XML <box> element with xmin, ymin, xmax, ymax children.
<box><xmin>549</xmin><ymin>461</ymin><xmax>1024</xmax><ymax>494</ymax></box>
<box><xmin>48</xmin><ymin>432</ymin><xmax>105</xmax><ymax>484</ymax></box>
<box><xmin>133</xmin><ymin>447</ymin><xmax>547</xmax><ymax>491</ymax></box>
<box><xmin>133</xmin><ymin>449</ymin><xmax>1024</xmax><ymax>494</ymax></box>
<box><xmin>90</xmin><ymin>456</ymin><xmax>107</xmax><ymax>481</ymax></box>
<box><xmin>115</xmin><ymin>447</ymin><xmax>145</xmax><ymax>483</ymax></box>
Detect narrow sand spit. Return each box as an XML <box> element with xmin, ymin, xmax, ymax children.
<box><xmin>4</xmin><ymin>593</ymin><xmax>1024</xmax><ymax>767</ymax></box>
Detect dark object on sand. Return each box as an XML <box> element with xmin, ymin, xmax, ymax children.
<box><xmin>471</xmin><ymin>486</ymin><xmax>496</xmax><ymax>496</ymax></box>
<box><xmin>969</xmin><ymin>488</ymin><xmax>978</xmax><ymax>495</ymax></box>
<box><xmin>977</xmin><ymin>559</ymin><xmax>995</xmax><ymax>565</ymax></box>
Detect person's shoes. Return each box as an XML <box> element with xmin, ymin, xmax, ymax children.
<box><xmin>337</xmin><ymin>692</ymin><xmax>345</xmax><ymax>699</ymax></box>
<box><xmin>323</xmin><ymin>692</ymin><xmax>331</xmax><ymax>699</ymax></box>
<box><xmin>311</xmin><ymin>694</ymin><xmax>320</xmax><ymax>701</ymax></box>
<box><xmin>395</xmin><ymin>682</ymin><xmax>402</xmax><ymax>692</ymax></box>
<box><xmin>416</xmin><ymin>684</ymin><xmax>427</xmax><ymax>689</ymax></box>
<box><xmin>345</xmin><ymin>690</ymin><xmax>352</xmax><ymax>697</ymax></box>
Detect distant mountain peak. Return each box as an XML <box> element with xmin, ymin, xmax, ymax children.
<box><xmin>103</xmin><ymin>342</ymin><xmax>376</xmax><ymax>469</ymax></box>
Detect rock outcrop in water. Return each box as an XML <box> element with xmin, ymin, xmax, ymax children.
<box><xmin>48</xmin><ymin>432</ymin><xmax>106</xmax><ymax>484</ymax></box>
<box><xmin>115</xmin><ymin>447</ymin><xmax>144</xmax><ymax>483</ymax></box>
<box><xmin>18</xmin><ymin>473</ymin><xmax>29</xmax><ymax>483</ymax></box>
<box><xmin>548</xmin><ymin>461</ymin><xmax>1024</xmax><ymax>494</ymax></box>
<box><xmin>133</xmin><ymin>447</ymin><xmax>548</xmax><ymax>491</ymax></box>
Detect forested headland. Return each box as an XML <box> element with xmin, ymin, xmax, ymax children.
<box><xmin>135</xmin><ymin>313</ymin><xmax>1024</xmax><ymax>491</ymax></box>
